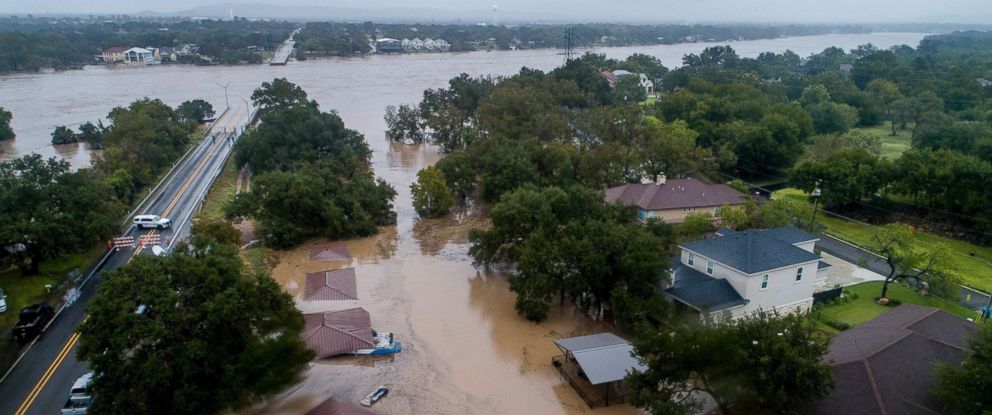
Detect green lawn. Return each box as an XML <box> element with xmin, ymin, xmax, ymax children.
<box><xmin>774</xmin><ymin>188</ymin><xmax>992</xmax><ymax>292</ymax></box>
<box><xmin>815</xmin><ymin>281</ymin><xmax>978</xmax><ymax>329</ymax></box>
<box><xmin>851</xmin><ymin>122</ymin><xmax>913</xmax><ymax>159</ymax></box>
<box><xmin>0</xmin><ymin>247</ymin><xmax>105</xmax><ymax>371</ymax></box>
<box><xmin>198</xmin><ymin>158</ymin><xmax>239</xmax><ymax>221</ymax></box>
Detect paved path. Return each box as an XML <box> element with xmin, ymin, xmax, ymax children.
<box><xmin>0</xmin><ymin>106</ymin><xmax>252</xmax><ymax>415</ymax></box>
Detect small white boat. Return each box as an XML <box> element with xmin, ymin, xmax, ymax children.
<box><xmin>351</xmin><ymin>331</ymin><xmax>402</xmax><ymax>356</ymax></box>
<box><xmin>360</xmin><ymin>385</ymin><xmax>388</xmax><ymax>407</ymax></box>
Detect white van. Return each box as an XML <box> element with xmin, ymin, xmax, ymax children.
<box><xmin>133</xmin><ymin>214</ymin><xmax>172</xmax><ymax>230</ymax></box>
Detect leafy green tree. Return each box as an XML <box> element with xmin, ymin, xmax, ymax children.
<box><xmin>726</xmin><ymin>179</ymin><xmax>749</xmax><ymax>193</ymax></box>
<box><xmin>934</xmin><ymin>325</ymin><xmax>992</xmax><ymax>415</ymax></box>
<box><xmin>78</xmin><ymin>236</ymin><xmax>313</xmax><ymax>415</ymax></box>
<box><xmin>0</xmin><ymin>106</ymin><xmax>14</xmax><ymax>141</ymax></box>
<box><xmin>411</xmin><ymin>165</ymin><xmax>454</xmax><ymax>218</ymax></box>
<box><xmin>474</xmin><ymin>137</ymin><xmax>541</xmax><ymax>202</ymax></box>
<box><xmin>641</xmin><ymin>117</ymin><xmax>708</xmax><ymax>179</ymax></box>
<box><xmin>627</xmin><ymin>311</ymin><xmax>834</xmax><ymax>415</ymax></box>
<box><xmin>615</xmin><ymin>74</ymin><xmax>648</xmax><ymax>102</ymax></box>
<box><xmin>176</xmin><ymin>99</ymin><xmax>216</xmax><ymax>124</ymax></box>
<box><xmin>192</xmin><ymin>217</ymin><xmax>242</xmax><ymax>247</ymax></box>
<box><xmin>51</xmin><ymin>125</ymin><xmax>77</xmax><ymax>144</ymax></box>
<box><xmin>717</xmin><ymin>198</ymin><xmax>804</xmax><ymax>231</ymax></box>
<box><xmin>0</xmin><ymin>155</ymin><xmax>120</xmax><ymax>275</ymax></box>
<box><xmin>77</xmin><ymin>121</ymin><xmax>105</xmax><ymax>147</ymax></box>
<box><xmin>434</xmin><ymin>150</ymin><xmax>476</xmax><ymax>199</ymax></box>
<box><xmin>868</xmin><ymin>223</ymin><xmax>914</xmax><ymax>300</ymax></box>
<box><xmin>250</xmin><ymin>77</ymin><xmax>312</xmax><ymax>114</ymax></box>
<box><xmin>95</xmin><ymin>98</ymin><xmax>193</xmax><ymax>195</ymax></box>
<box><xmin>808</xmin><ymin>102</ymin><xmax>860</xmax><ymax>134</ymax></box>
<box><xmin>235</xmin><ymin>105</ymin><xmax>371</xmax><ymax>176</ymax></box>
<box><xmin>804</xmin><ymin>130</ymin><xmax>882</xmax><ymax>161</ymax></box>
<box><xmin>791</xmin><ymin>148</ymin><xmax>889</xmax><ymax>208</ymax></box>
<box><xmin>677</xmin><ymin>212</ymin><xmax>715</xmax><ymax>240</ymax></box>
<box><xmin>225</xmin><ymin>165</ymin><xmax>396</xmax><ymax>248</ymax></box>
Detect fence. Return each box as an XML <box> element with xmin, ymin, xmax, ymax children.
<box><xmin>813</xmin><ymin>287</ymin><xmax>843</xmax><ymax>303</ymax></box>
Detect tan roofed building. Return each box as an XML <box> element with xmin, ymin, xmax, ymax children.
<box><xmin>604</xmin><ymin>177</ymin><xmax>747</xmax><ymax>223</ymax></box>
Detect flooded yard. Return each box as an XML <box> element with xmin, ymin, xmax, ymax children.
<box><xmin>249</xmin><ymin>202</ymin><xmax>633</xmax><ymax>414</ymax></box>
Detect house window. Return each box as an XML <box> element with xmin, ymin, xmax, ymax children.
<box><xmin>706</xmin><ymin>260</ymin><xmax>714</xmax><ymax>275</ymax></box>
<box><xmin>761</xmin><ymin>274</ymin><xmax>769</xmax><ymax>290</ymax></box>
<box><xmin>795</xmin><ymin>267</ymin><xmax>804</xmax><ymax>282</ymax></box>
<box><xmin>682</xmin><ymin>207</ymin><xmax>695</xmax><ymax>213</ymax></box>
<box><xmin>687</xmin><ymin>252</ymin><xmax>695</xmax><ymax>266</ymax></box>
<box><xmin>638</xmin><ymin>209</ymin><xmax>647</xmax><ymax>220</ymax></box>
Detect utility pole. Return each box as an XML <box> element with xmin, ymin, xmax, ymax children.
<box><xmin>213</xmin><ymin>81</ymin><xmax>231</xmax><ymax>109</ymax></box>
<box><xmin>810</xmin><ymin>179</ymin><xmax>822</xmax><ymax>231</ymax></box>
<box><xmin>562</xmin><ymin>27</ymin><xmax>577</xmax><ymax>64</ymax></box>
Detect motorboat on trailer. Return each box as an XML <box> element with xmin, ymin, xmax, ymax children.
<box><xmin>351</xmin><ymin>330</ymin><xmax>402</xmax><ymax>355</ymax></box>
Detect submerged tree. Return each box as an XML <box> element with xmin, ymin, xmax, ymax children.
<box><xmin>411</xmin><ymin>165</ymin><xmax>454</xmax><ymax>218</ymax></box>
<box><xmin>78</xmin><ymin>236</ymin><xmax>313</xmax><ymax>415</ymax></box>
<box><xmin>0</xmin><ymin>106</ymin><xmax>14</xmax><ymax>141</ymax></box>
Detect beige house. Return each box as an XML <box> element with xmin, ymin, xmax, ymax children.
<box><xmin>101</xmin><ymin>47</ymin><xmax>127</xmax><ymax>63</ymax></box>
<box><xmin>604</xmin><ymin>177</ymin><xmax>747</xmax><ymax>223</ymax></box>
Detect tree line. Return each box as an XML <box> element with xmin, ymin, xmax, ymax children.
<box><xmin>0</xmin><ymin>97</ymin><xmax>210</xmax><ymax>275</ymax></box>
<box><xmin>0</xmin><ymin>17</ymin><xmax>296</xmax><ymax>72</ymax></box>
<box><xmin>224</xmin><ymin>78</ymin><xmax>396</xmax><ymax>248</ymax></box>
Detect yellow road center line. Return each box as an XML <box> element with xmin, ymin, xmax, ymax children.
<box><xmin>14</xmin><ymin>108</ymin><xmax>246</xmax><ymax>415</ymax></box>
<box><xmin>14</xmin><ymin>331</ymin><xmax>81</xmax><ymax>415</ymax></box>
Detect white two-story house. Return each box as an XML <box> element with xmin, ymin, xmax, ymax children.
<box><xmin>666</xmin><ymin>227</ymin><xmax>828</xmax><ymax>319</ymax></box>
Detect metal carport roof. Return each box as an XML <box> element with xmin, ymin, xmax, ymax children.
<box><xmin>553</xmin><ymin>333</ymin><xmax>646</xmax><ymax>385</ymax></box>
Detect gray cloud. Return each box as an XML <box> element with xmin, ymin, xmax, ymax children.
<box><xmin>6</xmin><ymin>0</ymin><xmax>992</xmax><ymax>24</ymax></box>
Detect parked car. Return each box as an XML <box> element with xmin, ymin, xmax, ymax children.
<box><xmin>133</xmin><ymin>214</ymin><xmax>172</xmax><ymax>230</ymax></box>
<box><xmin>12</xmin><ymin>303</ymin><xmax>54</xmax><ymax>343</ymax></box>
<box><xmin>61</xmin><ymin>372</ymin><xmax>93</xmax><ymax>415</ymax></box>
<box><xmin>0</xmin><ymin>287</ymin><xmax>7</xmax><ymax>313</ymax></box>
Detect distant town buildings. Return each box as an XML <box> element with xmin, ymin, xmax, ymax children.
<box><xmin>98</xmin><ymin>43</ymin><xmax>205</xmax><ymax>66</ymax></box>
<box><xmin>397</xmin><ymin>37</ymin><xmax>450</xmax><ymax>53</ymax></box>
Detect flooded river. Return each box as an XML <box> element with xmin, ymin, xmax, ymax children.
<box><xmin>1</xmin><ymin>33</ymin><xmax>928</xmax><ymax>414</ymax></box>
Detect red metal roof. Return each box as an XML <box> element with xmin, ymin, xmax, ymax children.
<box><xmin>302</xmin><ymin>308</ymin><xmax>374</xmax><ymax>359</ymax></box>
<box><xmin>304</xmin><ymin>268</ymin><xmax>358</xmax><ymax>301</ymax></box>
<box><xmin>309</xmin><ymin>246</ymin><xmax>352</xmax><ymax>262</ymax></box>
<box><xmin>604</xmin><ymin>179</ymin><xmax>747</xmax><ymax>211</ymax></box>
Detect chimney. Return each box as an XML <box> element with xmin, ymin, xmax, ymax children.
<box><xmin>656</xmin><ymin>174</ymin><xmax>667</xmax><ymax>185</ymax></box>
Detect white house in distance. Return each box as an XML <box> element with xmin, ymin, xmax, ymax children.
<box><xmin>604</xmin><ymin>176</ymin><xmax>748</xmax><ymax>224</ymax></box>
<box><xmin>666</xmin><ymin>227</ymin><xmax>829</xmax><ymax>319</ymax></box>
<box><xmin>123</xmin><ymin>47</ymin><xmax>157</xmax><ymax>64</ymax></box>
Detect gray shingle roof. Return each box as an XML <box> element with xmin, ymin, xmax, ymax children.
<box><xmin>680</xmin><ymin>228</ymin><xmax>821</xmax><ymax>274</ymax></box>
<box><xmin>604</xmin><ymin>179</ymin><xmax>747</xmax><ymax>211</ymax></box>
<box><xmin>665</xmin><ymin>264</ymin><xmax>747</xmax><ymax>312</ymax></box>
<box><xmin>761</xmin><ymin>226</ymin><xmax>818</xmax><ymax>244</ymax></box>
<box><xmin>812</xmin><ymin>305</ymin><xmax>979</xmax><ymax>415</ymax></box>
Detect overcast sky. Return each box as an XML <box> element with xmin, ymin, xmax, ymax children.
<box><xmin>6</xmin><ymin>0</ymin><xmax>992</xmax><ymax>24</ymax></box>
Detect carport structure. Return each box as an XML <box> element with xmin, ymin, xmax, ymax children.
<box><xmin>304</xmin><ymin>268</ymin><xmax>358</xmax><ymax>301</ymax></box>
<box><xmin>551</xmin><ymin>332</ymin><xmax>645</xmax><ymax>408</ymax></box>
<box><xmin>302</xmin><ymin>307</ymin><xmax>375</xmax><ymax>359</ymax></box>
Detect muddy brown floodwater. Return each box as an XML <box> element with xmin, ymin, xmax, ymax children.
<box><xmin>0</xmin><ymin>33</ymin><xmax>930</xmax><ymax>414</ymax></box>
<box><xmin>249</xmin><ymin>145</ymin><xmax>634</xmax><ymax>415</ymax></box>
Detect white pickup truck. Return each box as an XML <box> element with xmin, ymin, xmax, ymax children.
<box><xmin>61</xmin><ymin>372</ymin><xmax>93</xmax><ymax>415</ymax></box>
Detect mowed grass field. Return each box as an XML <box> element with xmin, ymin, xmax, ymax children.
<box><xmin>853</xmin><ymin>122</ymin><xmax>913</xmax><ymax>159</ymax></box>
<box><xmin>774</xmin><ymin>188</ymin><xmax>992</xmax><ymax>292</ymax></box>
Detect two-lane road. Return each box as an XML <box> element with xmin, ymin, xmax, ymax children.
<box><xmin>0</xmin><ymin>105</ymin><xmax>251</xmax><ymax>415</ymax></box>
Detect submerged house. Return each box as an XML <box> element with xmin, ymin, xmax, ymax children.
<box><xmin>551</xmin><ymin>332</ymin><xmax>644</xmax><ymax>408</ymax></box>
<box><xmin>604</xmin><ymin>177</ymin><xmax>748</xmax><ymax>224</ymax></box>
<box><xmin>666</xmin><ymin>227</ymin><xmax>827</xmax><ymax>318</ymax></box>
